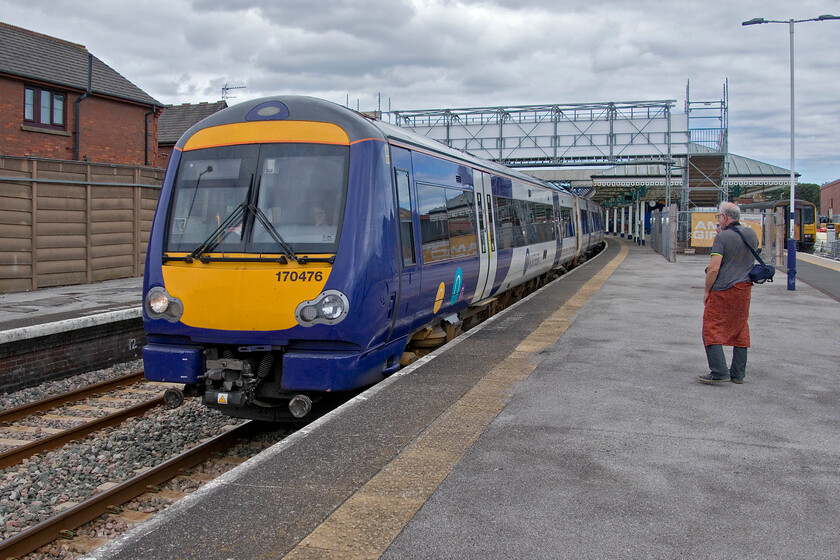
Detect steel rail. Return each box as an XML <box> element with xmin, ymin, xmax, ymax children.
<box><xmin>0</xmin><ymin>421</ymin><xmax>255</xmax><ymax>560</ymax></box>
<box><xmin>0</xmin><ymin>395</ymin><xmax>164</xmax><ymax>470</ymax></box>
<box><xmin>0</xmin><ymin>371</ymin><xmax>145</xmax><ymax>423</ymax></box>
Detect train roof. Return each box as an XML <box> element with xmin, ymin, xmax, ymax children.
<box><xmin>173</xmin><ymin>95</ymin><xmax>385</xmax><ymax>151</ymax></box>
<box><xmin>177</xmin><ymin>96</ymin><xmax>571</xmax><ymax>196</ymax></box>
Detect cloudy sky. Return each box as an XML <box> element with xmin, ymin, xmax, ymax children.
<box><xmin>2</xmin><ymin>0</ymin><xmax>838</xmax><ymax>185</ymax></box>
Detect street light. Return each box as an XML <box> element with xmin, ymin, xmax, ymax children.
<box><xmin>742</xmin><ymin>14</ymin><xmax>840</xmax><ymax>291</ymax></box>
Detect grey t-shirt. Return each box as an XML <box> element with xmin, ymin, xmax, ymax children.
<box><xmin>710</xmin><ymin>223</ymin><xmax>758</xmax><ymax>291</ymax></box>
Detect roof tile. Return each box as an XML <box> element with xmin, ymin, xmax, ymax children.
<box><xmin>158</xmin><ymin>101</ymin><xmax>228</xmax><ymax>144</ymax></box>
<box><xmin>0</xmin><ymin>22</ymin><xmax>160</xmax><ymax>106</ymax></box>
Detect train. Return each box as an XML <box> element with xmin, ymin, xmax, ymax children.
<box><xmin>142</xmin><ymin>96</ymin><xmax>605</xmax><ymax>421</ymax></box>
<box><xmin>741</xmin><ymin>199</ymin><xmax>817</xmax><ymax>253</ymax></box>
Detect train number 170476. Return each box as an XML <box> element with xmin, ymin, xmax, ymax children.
<box><xmin>276</xmin><ymin>270</ymin><xmax>324</xmax><ymax>282</ymax></box>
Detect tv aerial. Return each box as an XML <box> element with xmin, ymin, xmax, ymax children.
<box><xmin>222</xmin><ymin>83</ymin><xmax>246</xmax><ymax>100</ymax></box>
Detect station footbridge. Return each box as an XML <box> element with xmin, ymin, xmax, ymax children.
<box><xmin>385</xmin><ymin>81</ymin><xmax>791</xmax><ymax>212</ymax></box>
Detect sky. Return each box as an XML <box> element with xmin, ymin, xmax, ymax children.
<box><xmin>2</xmin><ymin>0</ymin><xmax>838</xmax><ymax>185</ymax></box>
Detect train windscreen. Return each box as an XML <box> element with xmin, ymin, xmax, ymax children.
<box><xmin>165</xmin><ymin>144</ymin><xmax>348</xmax><ymax>254</ymax></box>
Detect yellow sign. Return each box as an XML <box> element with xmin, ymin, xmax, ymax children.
<box><xmin>433</xmin><ymin>282</ymin><xmax>445</xmax><ymax>314</ymax></box>
<box><xmin>691</xmin><ymin>213</ymin><xmax>717</xmax><ymax>247</ymax></box>
<box><xmin>691</xmin><ymin>213</ymin><xmax>763</xmax><ymax>248</ymax></box>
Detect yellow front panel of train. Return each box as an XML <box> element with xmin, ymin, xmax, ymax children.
<box><xmin>161</xmin><ymin>258</ymin><xmax>331</xmax><ymax>331</ymax></box>
<box><xmin>182</xmin><ymin>121</ymin><xmax>350</xmax><ymax>150</ymax></box>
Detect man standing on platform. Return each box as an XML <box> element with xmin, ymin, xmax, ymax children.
<box><xmin>700</xmin><ymin>201</ymin><xmax>758</xmax><ymax>384</ymax></box>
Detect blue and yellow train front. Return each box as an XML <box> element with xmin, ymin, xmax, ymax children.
<box><xmin>142</xmin><ymin>97</ymin><xmax>402</xmax><ymax>421</ymax></box>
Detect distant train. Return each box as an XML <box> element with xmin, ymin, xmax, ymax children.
<box><xmin>142</xmin><ymin>96</ymin><xmax>605</xmax><ymax>421</ymax></box>
<box><xmin>741</xmin><ymin>199</ymin><xmax>817</xmax><ymax>253</ymax></box>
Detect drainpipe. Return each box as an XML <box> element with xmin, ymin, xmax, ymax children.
<box><xmin>73</xmin><ymin>52</ymin><xmax>93</xmax><ymax>160</ymax></box>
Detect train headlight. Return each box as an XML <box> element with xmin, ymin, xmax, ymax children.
<box><xmin>148</xmin><ymin>288</ymin><xmax>169</xmax><ymax>314</ymax></box>
<box><xmin>320</xmin><ymin>294</ymin><xmax>345</xmax><ymax>320</ymax></box>
<box><xmin>295</xmin><ymin>290</ymin><xmax>349</xmax><ymax>327</ymax></box>
<box><xmin>145</xmin><ymin>286</ymin><xmax>184</xmax><ymax>322</ymax></box>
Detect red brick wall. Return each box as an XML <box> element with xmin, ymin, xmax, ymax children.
<box><xmin>158</xmin><ymin>144</ymin><xmax>175</xmax><ymax>169</ymax></box>
<box><xmin>820</xmin><ymin>179</ymin><xmax>840</xmax><ymax>217</ymax></box>
<box><xmin>0</xmin><ymin>75</ymin><xmax>160</xmax><ymax>167</ymax></box>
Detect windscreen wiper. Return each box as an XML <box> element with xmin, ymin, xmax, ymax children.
<box><xmin>248</xmin><ymin>203</ymin><xmax>298</xmax><ymax>262</ymax></box>
<box><xmin>187</xmin><ymin>202</ymin><xmax>246</xmax><ymax>262</ymax></box>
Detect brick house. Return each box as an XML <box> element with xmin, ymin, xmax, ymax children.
<box><xmin>820</xmin><ymin>178</ymin><xmax>840</xmax><ymax>217</ymax></box>
<box><xmin>0</xmin><ymin>22</ymin><xmax>162</xmax><ymax>166</ymax></box>
<box><xmin>157</xmin><ymin>101</ymin><xmax>227</xmax><ymax>168</ymax></box>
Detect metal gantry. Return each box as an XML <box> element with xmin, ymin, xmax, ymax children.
<box><xmin>390</xmin><ymin>100</ymin><xmax>688</xmax><ymax>170</ymax></box>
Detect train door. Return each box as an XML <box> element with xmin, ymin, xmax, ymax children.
<box><xmin>551</xmin><ymin>192</ymin><xmax>565</xmax><ymax>268</ymax></box>
<box><xmin>573</xmin><ymin>197</ymin><xmax>583</xmax><ymax>257</ymax></box>
<box><xmin>388</xmin><ymin>146</ymin><xmax>422</xmax><ymax>341</ymax></box>
<box><xmin>472</xmin><ymin>171</ymin><xmax>498</xmax><ymax>302</ymax></box>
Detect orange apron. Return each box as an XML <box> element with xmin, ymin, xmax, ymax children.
<box><xmin>703</xmin><ymin>282</ymin><xmax>752</xmax><ymax>347</ymax></box>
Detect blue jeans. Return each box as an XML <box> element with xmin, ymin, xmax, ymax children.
<box><xmin>705</xmin><ymin>344</ymin><xmax>747</xmax><ymax>381</ymax></box>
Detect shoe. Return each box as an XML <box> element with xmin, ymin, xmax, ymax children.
<box><xmin>698</xmin><ymin>373</ymin><xmax>730</xmax><ymax>384</ymax></box>
<box><xmin>730</xmin><ymin>377</ymin><xmax>744</xmax><ymax>384</ymax></box>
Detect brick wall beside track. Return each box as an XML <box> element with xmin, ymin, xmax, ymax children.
<box><xmin>0</xmin><ymin>319</ymin><xmax>145</xmax><ymax>393</ymax></box>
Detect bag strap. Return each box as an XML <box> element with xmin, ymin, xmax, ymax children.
<box><xmin>729</xmin><ymin>226</ymin><xmax>766</xmax><ymax>266</ymax></box>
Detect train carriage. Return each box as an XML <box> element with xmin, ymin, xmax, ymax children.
<box><xmin>143</xmin><ymin>96</ymin><xmax>603</xmax><ymax>421</ymax></box>
<box><xmin>740</xmin><ymin>199</ymin><xmax>817</xmax><ymax>253</ymax></box>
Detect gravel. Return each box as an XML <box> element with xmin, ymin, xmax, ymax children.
<box><xmin>0</xmin><ymin>363</ymin><xmax>245</xmax><ymax>544</ymax></box>
<box><xmin>1</xmin><ymin>360</ymin><xmax>144</xmax><ymax>412</ymax></box>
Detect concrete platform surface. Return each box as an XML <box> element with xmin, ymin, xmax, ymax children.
<box><xmin>0</xmin><ymin>277</ymin><xmax>142</xmax><ymax>344</ymax></box>
<box><xmin>80</xmin><ymin>239</ymin><xmax>840</xmax><ymax>560</ymax></box>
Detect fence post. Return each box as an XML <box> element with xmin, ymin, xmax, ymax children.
<box><xmin>134</xmin><ymin>168</ymin><xmax>142</xmax><ymax>277</ymax></box>
<box><xmin>86</xmin><ymin>161</ymin><xmax>92</xmax><ymax>284</ymax></box>
<box><xmin>775</xmin><ymin>207</ymin><xmax>784</xmax><ymax>266</ymax></box>
<box><xmin>30</xmin><ymin>159</ymin><xmax>38</xmax><ymax>290</ymax></box>
<box><xmin>763</xmin><ymin>209</ymin><xmax>774</xmax><ymax>264</ymax></box>
<box><xmin>669</xmin><ymin>204</ymin><xmax>677</xmax><ymax>262</ymax></box>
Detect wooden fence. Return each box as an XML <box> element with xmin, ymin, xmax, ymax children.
<box><xmin>0</xmin><ymin>156</ymin><xmax>164</xmax><ymax>293</ymax></box>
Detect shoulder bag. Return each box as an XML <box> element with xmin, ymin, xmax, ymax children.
<box><xmin>731</xmin><ymin>227</ymin><xmax>775</xmax><ymax>284</ymax></box>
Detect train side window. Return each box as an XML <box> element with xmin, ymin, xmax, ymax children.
<box><xmin>394</xmin><ymin>169</ymin><xmax>416</xmax><ymax>267</ymax></box>
<box><xmin>417</xmin><ymin>182</ymin><xmax>451</xmax><ymax>263</ymax></box>
<box><xmin>493</xmin><ymin>196</ymin><xmax>515</xmax><ymax>250</ymax></box>
<box><xmin>446</xmin><ymin>187</ymin><xmax>477</xmax><ymax>258</ymax></box>
<box><xmin>561</xmin><ymin>207</ymin><xmax>574</xmax><ymax>237</ymax></box>
<box><xmin>580</xmin><ymin>209</ymin><xmax>589</xmax><ymax>234</ymax></box>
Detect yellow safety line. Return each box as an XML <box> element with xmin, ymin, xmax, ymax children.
<box><xmin>785</xmin><ymin>250</ymin><xmax>840</xmax><ymax>272</ymax></box>
<box><xmin>282</xmin><ymin>239</ymin><xmax>630</xmax><ymax>559</ymax></box>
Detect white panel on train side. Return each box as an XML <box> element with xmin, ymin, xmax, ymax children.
<box><xmin>471</xmin><ymin>171</ymin><xmax>497</xmax><ymax>303</ymax></box>
<box><xmin>495</xmin><ymin>241</ymin><xmax>558</xmax><ymax>294</ymax></box>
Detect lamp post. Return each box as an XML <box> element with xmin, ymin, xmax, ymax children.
<box><xmin>742</xmin><ymin>14</ymin><xmax>840</xmax><ymax>291</ymax></box>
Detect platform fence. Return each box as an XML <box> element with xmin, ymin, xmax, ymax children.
<box><xmin>0</xmin><ymin>155</ymin><xmax>164</xmax><ymax>293</ymax></box>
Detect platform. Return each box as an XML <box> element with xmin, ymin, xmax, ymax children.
<box><xmin>80</xmin><ymin>238</ymin><xmax>840</xmax><ymax>560</ymax></box>
<box><xmin>0</xmin><ymin>277</ymin><xmax>144</xmax><ymax>392</ymax></box>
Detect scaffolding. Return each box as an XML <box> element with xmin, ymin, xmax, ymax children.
<box><xmin>389</xmin><ymin>101</ymin><xmax>689</xmax><ymax>169</ymax></box>
<box><xmin>681</xmin><ymin>79</ymin><xmax>730</xmax><ymax>210</ymax></box>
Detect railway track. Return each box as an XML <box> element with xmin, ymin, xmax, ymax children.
<box><xmin>0</xmin><ymin>372</ymin><xmax>165</xmax><ymax>470</ymax></box>
<box><xmin>0</xmin><ymin>421</ymin><xmax>262</xmax><ymax>559</ymax></box>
